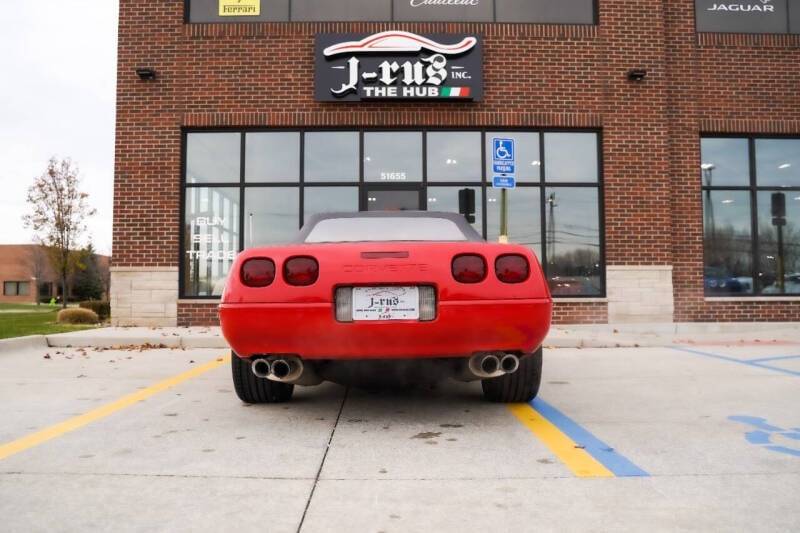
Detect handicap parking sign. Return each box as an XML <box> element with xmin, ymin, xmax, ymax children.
<box><xmin>492</xmin><ymin>138</ymin><xmax>515</xmax><ymax>174</ymax></box>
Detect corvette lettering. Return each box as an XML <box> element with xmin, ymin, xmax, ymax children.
<box><xmin>343</xmin><ymin>264</ymin><xmax>430</xmax><ymax>273</ymax></box>
<box><xmin>315</xmin><ymin>32</ymin><xmax>483</xmax><ymax>102</ymax></box>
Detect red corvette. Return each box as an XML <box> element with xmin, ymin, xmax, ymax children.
<box><xmin>219</xmin><ymin>212</ymin><xmax>552</xmax><ymax>403</ymax></box>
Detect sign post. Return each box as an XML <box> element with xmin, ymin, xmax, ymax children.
<box><xmin>492</xmin><ymin>138</ymin><xmax>516</xmax><ymax>243</ymax></box>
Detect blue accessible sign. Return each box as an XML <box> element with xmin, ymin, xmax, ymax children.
<box><xmin>492</xmin><ymin>137</ymin><xmax>516</xmax><ymax>189</ymax></box>
<box><xmin>493</xmin><ymin>176</ymin><xmax>516</xmax><ymax>189</ymax></box>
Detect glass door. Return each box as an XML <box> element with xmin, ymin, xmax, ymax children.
<box><xmin>363</xmin><ymin>185</ymin><xmax>423</xmax><ymax>211</ymax></box>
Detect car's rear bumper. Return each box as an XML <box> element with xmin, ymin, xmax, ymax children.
<box><xmin>219</xmin><ymin>299</ymin><xmax>552</xmax><ymax>360</ymax></box>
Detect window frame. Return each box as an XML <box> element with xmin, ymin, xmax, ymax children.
<box><xmin>701</xmin><ymin>133</ymin><xmax>800</xmax><ymax>297</ymax></box>
<box><xmin>3</xmin><ymin>281</ymin><xmax>30</xmax><ymax>297</ymax></box>
<box><xmin>180</xmin><ymin>127</ymin><xmax>605</xmax><ymax>299</ymax></box>
<box><xmin>183</xmin><ymin>0</ymin><xmax>599</xmax><ymax>25</ymax></box>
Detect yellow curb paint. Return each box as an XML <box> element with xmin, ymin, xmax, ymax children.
<box><xmin>507</xmin><ymin>403</ymin><xmax>614</xmax><ymax>478</ymax></box>
<box><xmin>0</xmin><ymin>355</ymin><xmax>230</xmax><ymax>462</ymax></box>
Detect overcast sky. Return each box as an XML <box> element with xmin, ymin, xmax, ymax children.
<box><xmin>0</xmin><ymin>1</ymin><xmax>118</xmax><ymax>255</ymax></box>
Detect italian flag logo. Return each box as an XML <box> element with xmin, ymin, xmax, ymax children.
<box><xmin>440</xmin><ymin>87</ymin><xmax>471</xmax><ymax>98</ymax></box>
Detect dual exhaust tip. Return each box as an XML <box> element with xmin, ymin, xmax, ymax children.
<box><xmin>251</xmin><ymin>357</ymin><xmax>302</xmax><ymax>382</ymax></box>
<box><xmin>463</xmin><ymin>352</ymin><xmax>520</xmax><ymax>381</ymax></box>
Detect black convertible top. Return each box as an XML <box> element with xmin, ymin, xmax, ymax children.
<box><xmin>295</xmin><ymin>211</ymin><xmax>484</xmax><ymax>243</ymax></box>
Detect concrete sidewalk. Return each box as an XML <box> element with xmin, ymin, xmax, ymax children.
<box><xmin>1</xmin><ymin>322</ymin><xmax>797</xmax><ymax>353</ymax></box>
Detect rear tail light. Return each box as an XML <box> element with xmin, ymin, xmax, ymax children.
<box><xmin>452</xmin><ymin>254</ymin><xmax>487</xmax><ymax>284</ymax></box>
<box><xmin>495</xmin><ymin>254</ymin><xmax>530</xmax><ymax>284</ymax></box>
<box><xmin>335</xmin><ymin>287</ymin><xmax>353</xmax><ymax>322</ymax></box>
<box><xmin>284</xmin><ymin>256</ymin><xmax>319</xmax><ymax>286</ymax></box>
<box><xmin>241</xmin><ymin>258</ymin><xmax>276</xmax><ymax>288</ymax></box>
<box><xmin>419</xmin><ymin>286</ymin><xmax>436</xmax><ymax>321</ymax></box>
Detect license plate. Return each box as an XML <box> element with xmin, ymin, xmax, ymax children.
<box><xmin>352</xmin><ymin>286</ymin><xmax>419</xmax><ymax>321</ymax></box>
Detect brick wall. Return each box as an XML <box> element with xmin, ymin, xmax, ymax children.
<box><xmin>177</xmin><ymin>301</ymin><xmax>220</xmax><ymax>327</ymax></box>
<box><xmin>117</xmin><ymin>0</ymin><xmax>800</xmax><ymax>325</ymax></box>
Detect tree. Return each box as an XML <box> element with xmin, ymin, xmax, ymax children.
<box><xmin>23</xmin><ymin>158</ymin><xmax>96</xmax><ymax>308</ymax></box>
<box><xmin>71</xmin><ymin>244</ymin><xmax>104</xmax><ymax>301</ymax></box>
<box><xmin>27</xmin><ymin>245</ymin><xmax>50</xmax><ymax>305</ymax></box>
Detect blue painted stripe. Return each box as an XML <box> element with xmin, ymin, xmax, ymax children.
<box><xmin>747</xmin><ymin>355</ymin><xmax>800</xmax><ymax>363</ymax></box>
<box><xmin>671</xmin><ymin>347</ymin><xmax>800</xmax><ymax>378</ymax></box>
<box><xmin>532</xmin><ymin>398</ymin><xmax>649</xmax><ymax>478</ymax></box>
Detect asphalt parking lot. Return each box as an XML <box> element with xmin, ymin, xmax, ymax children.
<box><xmin>1</xmin><ymin>342</ymin><xmax>799</xmax><ymax>532</ymax></box>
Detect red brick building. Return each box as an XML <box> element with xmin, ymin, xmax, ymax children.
<box><xmin>111</xmin><ymin>0</ymin><xmax>800</xmax><ymax>326</ymax></box>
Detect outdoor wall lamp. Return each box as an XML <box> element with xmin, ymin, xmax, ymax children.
<box><xmin>136</xmin><ymin>68</ymin><xmax>157</xmax><ymax>81</ymax></box>
<box><xmin>627</xmin><ymin>69</ymin><xmax>648</xmax><ymax>82</ymax></box>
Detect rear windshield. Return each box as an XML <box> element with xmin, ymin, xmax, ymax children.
<box><xmin>304</xmin><ymin>217</ymin><xmax>468</xmax><ymax>243</ymax></box>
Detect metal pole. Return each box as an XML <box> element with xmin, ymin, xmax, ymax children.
<box><xmin>777</xmin><ymin>224</ymin><xmax>785</xmax><ymax>293</ymax></box>
<box><xmin>499</xmin><ymin>188</ymin><xmax>509</xmax><ymax>244</ymax></box>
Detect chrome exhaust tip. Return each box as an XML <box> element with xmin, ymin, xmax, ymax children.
<box><xmin>251</xmin><ymin>358</ymin><xmax>271</xmax><ymax>379</ymax></box>
<box><xmin>480</xmin><ymin>354</ymin><xmax>501</xmax><ymax>375</ymax></box>
<box><xmin>270</xmin><ymin>358</ymin><xmax>304</xmax><ymax>383</ymax></box>
<box><xmin>500</xmin><ymin>354</ymin><xmax>520</xmax><ymax>374</ymax></box>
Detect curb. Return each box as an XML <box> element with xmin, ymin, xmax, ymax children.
<box><xmin>0</xmin><ymin>335</ymin><xmax>49</xmax><ymax>353</ymax></box>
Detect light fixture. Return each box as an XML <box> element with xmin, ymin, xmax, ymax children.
<box><xmin>721</xmin><ymin>199</ymin><xmax>734</xmax><ymax>204</ymax></box>
<box><xmin>778</xmin><ymin>163</ymin><xmax>792</xmax><ymax>169</ymax></box>
<box><xmin>701</xmin><ymin>163</ymin><xmax>715</xmax><ymax>170</ymax></box>
<box><xmin>531</xmin><ymin>161</ymin><xmax>541</xmax><ymax>166</ymax></box>
<box><xmin>627</xmin><ymin>68</ymin><xmax>647</xmax><ymax>82</ymax></box>
<box><xmin>136</xmin><ymin>67</ymin><xmax>157</xmax><ymax>81</ymax></box>
<box><xmin>365</xmin><ymin>156</ymin><xmax>372</xmax><ymax>162</ymax></box>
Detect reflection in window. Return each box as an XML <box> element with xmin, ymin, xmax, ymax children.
<box><xmin>304</xmin><ymin>187</ymin><xmax>359</xmax><ymax>224</ymax></box>
<box><xmin>246</xmin><ymin>132</ymin><xmax>300</xmax><ymax>182</ymax></box>
<box><xmin>544</xmin><ymin>188</ymin><xmax>602</xmax><ymax>296</ymax></box>
<box><xmin>757</xmin><ymin>192</ymin><xmax>800</xmax><ymax>295</ymax></box>
<box><xmin>244</xmin><ymin>188</ymin><xmax>300</xmax><ymax>247</ymax></box>
<box><xmin>700</xmin><ymin>138</ymin><xmax>750</xmax><ymax>187</ymax></box>
<box><xmin>186</xmin><ymin>133</ymin><xmax>240</xmax><ymax>184</ymax></box>
<box><xmin>545</xmin><ymin>133</ymin><xmax>598</xmax><ymax>183</ymax></box>
<box><xmin>183</xmin><ymin>187</ymin><xmax>240</xmax><ymax>297</ymax></box>
<box><xmin>427</xmin><ymin>132</ymin><xmax>482</xmax><ymax>181</ymax></box>
<box><xmin>755</xmin><ymin>139</ymin><xmax>800</xmax><ymax>188</ymax></box>
<box><xmin>703</xmin><ymin>191</ymin><xmax>753</xmax><ymax>295</ymax></box>
<box><xmin>364</xmin><ymin>132</ymin><xmax>422</xmax><ymax>182</ymax></box>
<box><xmin>487</xmin><ymin>187</ymin><xmax>541</xmax><ymax>258</ymax></box>
<box><xmin>427</xmin><ymin>186</ymin><xmax>483</xmax><ymax>232</ymax></box>
<box><xmin>485</xmin><ymin>132</ymin><xmax>541</xmax><ymax>182</ymax></box>
<box><xmin>305</xmin><ymin>132</ymin><xmax>359</xmax><ymax>182</ymax></box>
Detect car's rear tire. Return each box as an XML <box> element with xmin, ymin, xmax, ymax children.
<box><xmin>231</xmin><ymin>352</ymin><xmax>294</xmax><ymax>404</ymax></box>
<box><xmin>481</xmin><ymin>348</ymin><xmax>542</xmax><ymax>403</ymax></box>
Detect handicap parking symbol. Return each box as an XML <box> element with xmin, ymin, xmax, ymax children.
<box><xmin>729</xmin><ymin>415</ymin><xmax>800</xmax><ymax>457</ymax></box>
<box><xmin>493</xmin><ymin>138</ymin><xmax>515</xmax><ymax>162</ymax></box>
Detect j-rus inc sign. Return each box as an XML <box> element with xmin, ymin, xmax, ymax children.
<box><xmin>314</xmin><ymin>31</ymin><xmax>483</xmax><ymax>102</ymax></box>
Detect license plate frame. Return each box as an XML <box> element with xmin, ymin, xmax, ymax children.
<box><xmin>351</xmin><ymin>286</ymin><xmax>420</xmax><ymax>321</ymax></box>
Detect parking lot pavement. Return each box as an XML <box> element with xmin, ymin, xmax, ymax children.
<box><xmin>1</xmin><ymin>343</ymin><xmax>799</xmax><ymax>532</ymax></box>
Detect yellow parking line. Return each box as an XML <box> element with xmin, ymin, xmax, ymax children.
<box><xmin>0</xmin><ymin>355</ymin><xmax>230</xmax><ymax>462</ymax></box>
<box><xmin>507</xmin><ymin>403</ymin><xmax>614</xmax><ymax>478</ymax></box>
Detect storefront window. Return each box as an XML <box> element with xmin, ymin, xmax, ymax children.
<box><xmin>186</xmin><ymin>133</ymin><xmax>240</xmax><ymax>184</ymax></box>
<box><xmin>701</xmin><ymin>136</ymin><xmax>800</xmax><ymax>296</ymax></box>
<box><xmin>545</xmin><ymin>188</ymin><xmax>602</xmax><ymax>296</ymax></box>
<box><xmin>428</xmin><ymin>186</ymin><xmax>483</xmax><ymax>232</ymax></box>
<box><xmin>545</xmin><ymin>133</ymin><xmax>598</xmax><ymax>183</ymax></box>
<box><xmin>305</xmin><ymin>132</ymin><xmax>359</xmax><ymax>182</ymax></box>
<box><xmin>186</xmin><ymin>0</ymin><xmax>597</xmax><ymax>24</ymax></box>
<box><xmin>700</xmin><ymin>138</ymin><xmax>750</xmax><ymax>186</ymax></box>
<box><xmin>244</xmin><ymin>188</ymin><xmax>299</xmax><ymax>248</ymax></box>
<box><xmin>364</xmin><ymin>132</ymin><xmax>422</xmax><ymax>182</ymax></box>
<box><xmin>487</xmin><ymin>187</ymin><xmax>542</xmax><ymax>258</ymax></box>
<box><xmin>183</xmin><ymin>187</ymin><xmax>240</xmax><ymax>297</ymax></box>
<box><xmin>305</xmin><ymin>187</ymin><xmax>359</xmax><ymax>223</ymax></box>
<box><xmin>245</xmin><ymin>132</ymin><xmax>300</xmax><ymax>183</ymax></box>
<box><xmin>427</xmin><ymin>132</ymin><xmax>482</xmax><ymax>182</ymax></box>
<box><xmin>182</xmin><ymin>129</ymin><xmax>605</xmax><ymax>298</ymax></box>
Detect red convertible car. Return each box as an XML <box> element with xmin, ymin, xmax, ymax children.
<box><xmin>219</xmin><ymin>212</ymin><xmax>552</xmax><ymax>403</ymax></box>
